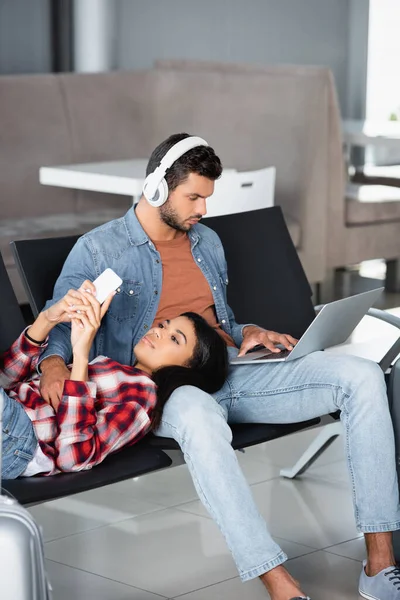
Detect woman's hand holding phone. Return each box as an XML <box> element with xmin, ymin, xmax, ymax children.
<box><xmin>28</xmin><ymin>285</ymin><xmax>99</xmax><ymax>346</ymax></box>
<box><xmin>43</xmin><ymin>287</ymin><xmax>94</xmax><ymax>325</ymax></box>
<box><xmin>70</xmin><ymin>287</ymin><xmax>114</xmax><ymax>356</ymax></box>
<box><xmin>37</xmin><ymin>280</ymin><xmax>115</xmax><ymax>409</ymax></box>
<box><xmin>69</xmin><ymin>286</ymin><xmax>115</xmax><ymax>381</ymax></box>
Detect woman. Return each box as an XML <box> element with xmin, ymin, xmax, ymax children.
<box><xmin>0</xmin><ymin>282</ymin><xmax>228</xmax><ymax>479</ymax></box>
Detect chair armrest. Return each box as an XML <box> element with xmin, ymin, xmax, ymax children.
<box><xmin>314</xmin><ymin>305</ymin><xmax>400</xmax><ymax>372</ymax></box>
<box><xmin>367</xmin><ymin>308</ymin><xmax>400</xmax><ymax>371</ymax></box>
<box><xmin>367</xmin><ymin>307</ymin><xmax>400</xmax><ymax>329</ymax></box>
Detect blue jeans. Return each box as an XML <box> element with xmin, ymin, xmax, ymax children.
<box><xmin>1</xmin><ymin>388</ymin><xmax>38</xmax><ymax>479</ymax></box>
<box><xmin>155</xmin><ymin>350</ymin><xmax>400</xmax><ymax>581</ymax></box>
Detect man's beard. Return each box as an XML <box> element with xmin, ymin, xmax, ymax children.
<box><xmin>159</xmin><ymin>202</ymin><xmax>200</xmax><ymax>232</ymax></box>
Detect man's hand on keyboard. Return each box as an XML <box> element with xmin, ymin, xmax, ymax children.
<box><xmin>238</xmin><ymin>325</ymin><xmax>298</xmax><ymax>357</ymax></box>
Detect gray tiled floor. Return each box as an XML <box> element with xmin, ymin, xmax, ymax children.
<box><xmin>30</xmin><ymin>432</ymin><xmax>365</xmax><ymax>600</ymax></box>
<box><xmin>28</xmin><ymin>275</ymin><xmax>400</xmax><ymax>599</ymax></box>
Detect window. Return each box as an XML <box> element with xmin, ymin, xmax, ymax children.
<box><xmin>366</xmin><ymin>0</ymin><xmax>400</xmax><ymax>122</ymax></box>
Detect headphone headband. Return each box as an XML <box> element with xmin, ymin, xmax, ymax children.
<box><xmin>143</xmin><ymin>136</ymin><xmax>209</xmax><ymax>206</ymax></box>
<box><xmin>156</xmin><ymin>136</ymin><xmax>209</xmax><ymax>178</ymax></box>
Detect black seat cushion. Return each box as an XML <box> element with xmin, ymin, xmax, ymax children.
<box><xmin>3</xmin><ymin>441</ymin><xmax>172</xmax><ymax>506</ymax></box>
<box><xmin>149</xmin><ymin>419</ymin><xmax>321</xmax><ymax>451</ymax></box>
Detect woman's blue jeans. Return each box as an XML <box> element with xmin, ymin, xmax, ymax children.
<box><xmin>1</xmin><ymin>388</ymin><xmax>38</xmax><ymax>479</ymax></box>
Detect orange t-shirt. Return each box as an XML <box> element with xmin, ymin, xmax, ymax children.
<box><xmin>151</xmin><ymin>234</ymin><xmax>236</xmax><ymax>347</ymax></box>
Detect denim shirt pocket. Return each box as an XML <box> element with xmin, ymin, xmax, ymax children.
<box><xmin>108</xmin><ymin>279</ymin><xmax>143</xmax><ymax>322</ymax></box>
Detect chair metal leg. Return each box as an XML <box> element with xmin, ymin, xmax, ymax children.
<box><xmin>280</xmin><ymin>422</ymin><xmax>343</xmax><ymax>479</ymax></box>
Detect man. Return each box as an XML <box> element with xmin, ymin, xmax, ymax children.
<box><xmin>39</xmin><ymin>133</ymin><xmax>400</xmax><ymax>600</ymax></box>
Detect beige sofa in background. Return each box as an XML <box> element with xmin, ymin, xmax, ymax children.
<box><xmin>1</xmin><ymin>63</ymin><xmax>347</xmax><ymax>302</ymax></box>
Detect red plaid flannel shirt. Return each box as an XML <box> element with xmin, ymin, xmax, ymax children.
<box><xmin>0</xmin><ymin>331</ymin><xmax>157</xmax><ymax>475</ymax></box>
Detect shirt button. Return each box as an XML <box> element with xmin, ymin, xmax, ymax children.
<box><xmin>116</xmin><ymin>287</ymin><xmax>121</xmax><ymax>293</ymax></box>
<box><xmin>197</xmin><ymin>258</ymin><xmax>201</xmax><ymax>262</ymax></box>
<box><xmin>221</xmin><ymin>319</ymin><xmax>226</xmax><ymax>324</ymax></box>
<box><xmin>129</xmin><ymin>290</ymin><xmax>134</xmax><ymax>295</ymax></box>
<box><xmin>225</xmin><ymin>279</ymin><xmax>228</xmax><ymax>284</ymax></box>
<box><xmin>213</xmin><ymin>286</ymin><xmax>217</xmax><ymax>290</ymax></box>
<box><xmin>156</xmin><ymin>259</ymin><xmax>160</xmax><ymax>264</ymax></box>
<box><xmin>144</xmin><ymin>324</ymin><xmax>148</xmax><ymax>329</ymax></box>
<box><xmin>154</xmin><ymin>290</ymin><xmax>158</xmax><ymax>295</ymax></box>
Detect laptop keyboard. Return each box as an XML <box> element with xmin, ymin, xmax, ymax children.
<box><xmin>253</xmin><ymin>349</ymin><xmax>292</xmax><ymax>360</ymax></box>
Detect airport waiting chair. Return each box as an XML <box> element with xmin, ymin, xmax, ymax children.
<box><xmin>10</xmin><ymin>207</ymin><xmax>321</xmax><ymax>460</ymax></box>
<box><xmin>12</xmin><ymin>207</ymin><xmax>400</xmax><ymax>472</ymax></box>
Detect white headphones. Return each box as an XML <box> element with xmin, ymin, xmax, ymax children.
<box><xmin>142</xmin><ymin>136</ymin><xmax>209</xmax><ymax>207</ymax></box>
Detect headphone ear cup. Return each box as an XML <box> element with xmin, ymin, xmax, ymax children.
<box><xmin>150</xmin><ymin>178</ymin><xmax>169</xmax><ymax>207</ymax></box>
<box><xmin>143</xmin><ymin>174</ymin><xmax>169</xmax><ymax>207</ymax></box>
<box><xmin>142</xmin><ymin>173</ymin><xmax>157</xmax><ymax>203</ymax></box>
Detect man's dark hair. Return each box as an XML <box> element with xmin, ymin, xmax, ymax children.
<box><xmin>145</xmin><ymin>133</ymin><xmax>222</xmax><ymax>193</ymax></box>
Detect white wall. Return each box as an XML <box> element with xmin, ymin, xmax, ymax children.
<box><xmin>367</xmin><ymin>0</ymin><xmax>400</xmax><ymax>121</ymax></box>
<box><xmin>366</xmin><ymin>0</ymin><xmax>400</xmax><ymax>164</ymax></box>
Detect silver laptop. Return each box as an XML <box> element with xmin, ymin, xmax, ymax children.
<box><xmin>231</xmin><ymin>287</ymin><xmax>384</xmax><ymax>365</ymax></box>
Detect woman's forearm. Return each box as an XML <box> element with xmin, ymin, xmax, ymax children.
<box><xmin>70</xmin><ymin>354</ymin><xmax>89</xmax><ymax>381</ymax></box>
<box><xmin>26</xmin><ymin>312</ymin><xmax>55</xmax><ymax>344</ymax></box>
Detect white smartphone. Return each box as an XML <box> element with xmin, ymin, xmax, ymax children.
<box><xmin>91</xmin><ymin>268</ymin><xmax>123</xmax><ymax>305</ymax></box>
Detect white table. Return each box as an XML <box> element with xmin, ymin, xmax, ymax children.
<box><xmin>39</xmin><ymin>159</ymin><xmax>241</xmax><ymax>205</ymax></box>
<box><xmin>39</xmin><ymin>159</ymin><xmax>276</xmax><ymax>215</ymax></box>
<box><xmin>342</xmin><ymin>119</ymin><xmax>400</xmax><ymax>150</ymax></box>
<box><xmin>40</xmin><ymin>159</ymin><xmax>149</xmax><ymax>202</ymax></box>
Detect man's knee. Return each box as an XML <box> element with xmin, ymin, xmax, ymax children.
<box><xmin>339</xmin><ymin>357</ymin><xmax>387</xmax><ymax>407</ymax></box>
<box><xmin>157</xmin><ymin>385</ymin><xmax>230</xmax><ymax>442</ymax></box>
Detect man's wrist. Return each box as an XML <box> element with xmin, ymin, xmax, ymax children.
<box><xmin>40</xmin><ymin>355</ymin><xmax>66</xmax><ymax>373</ymax></box>
<box><xmin>242</xmin><ymin>324</ymin><xmax>260</xmax><ymax>336</ymax></box>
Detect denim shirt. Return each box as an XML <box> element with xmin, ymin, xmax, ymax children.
<box><xmin>40</xmin><ymin>208</ymin><xmax>249</xmax><ymax>367</ymax></box>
